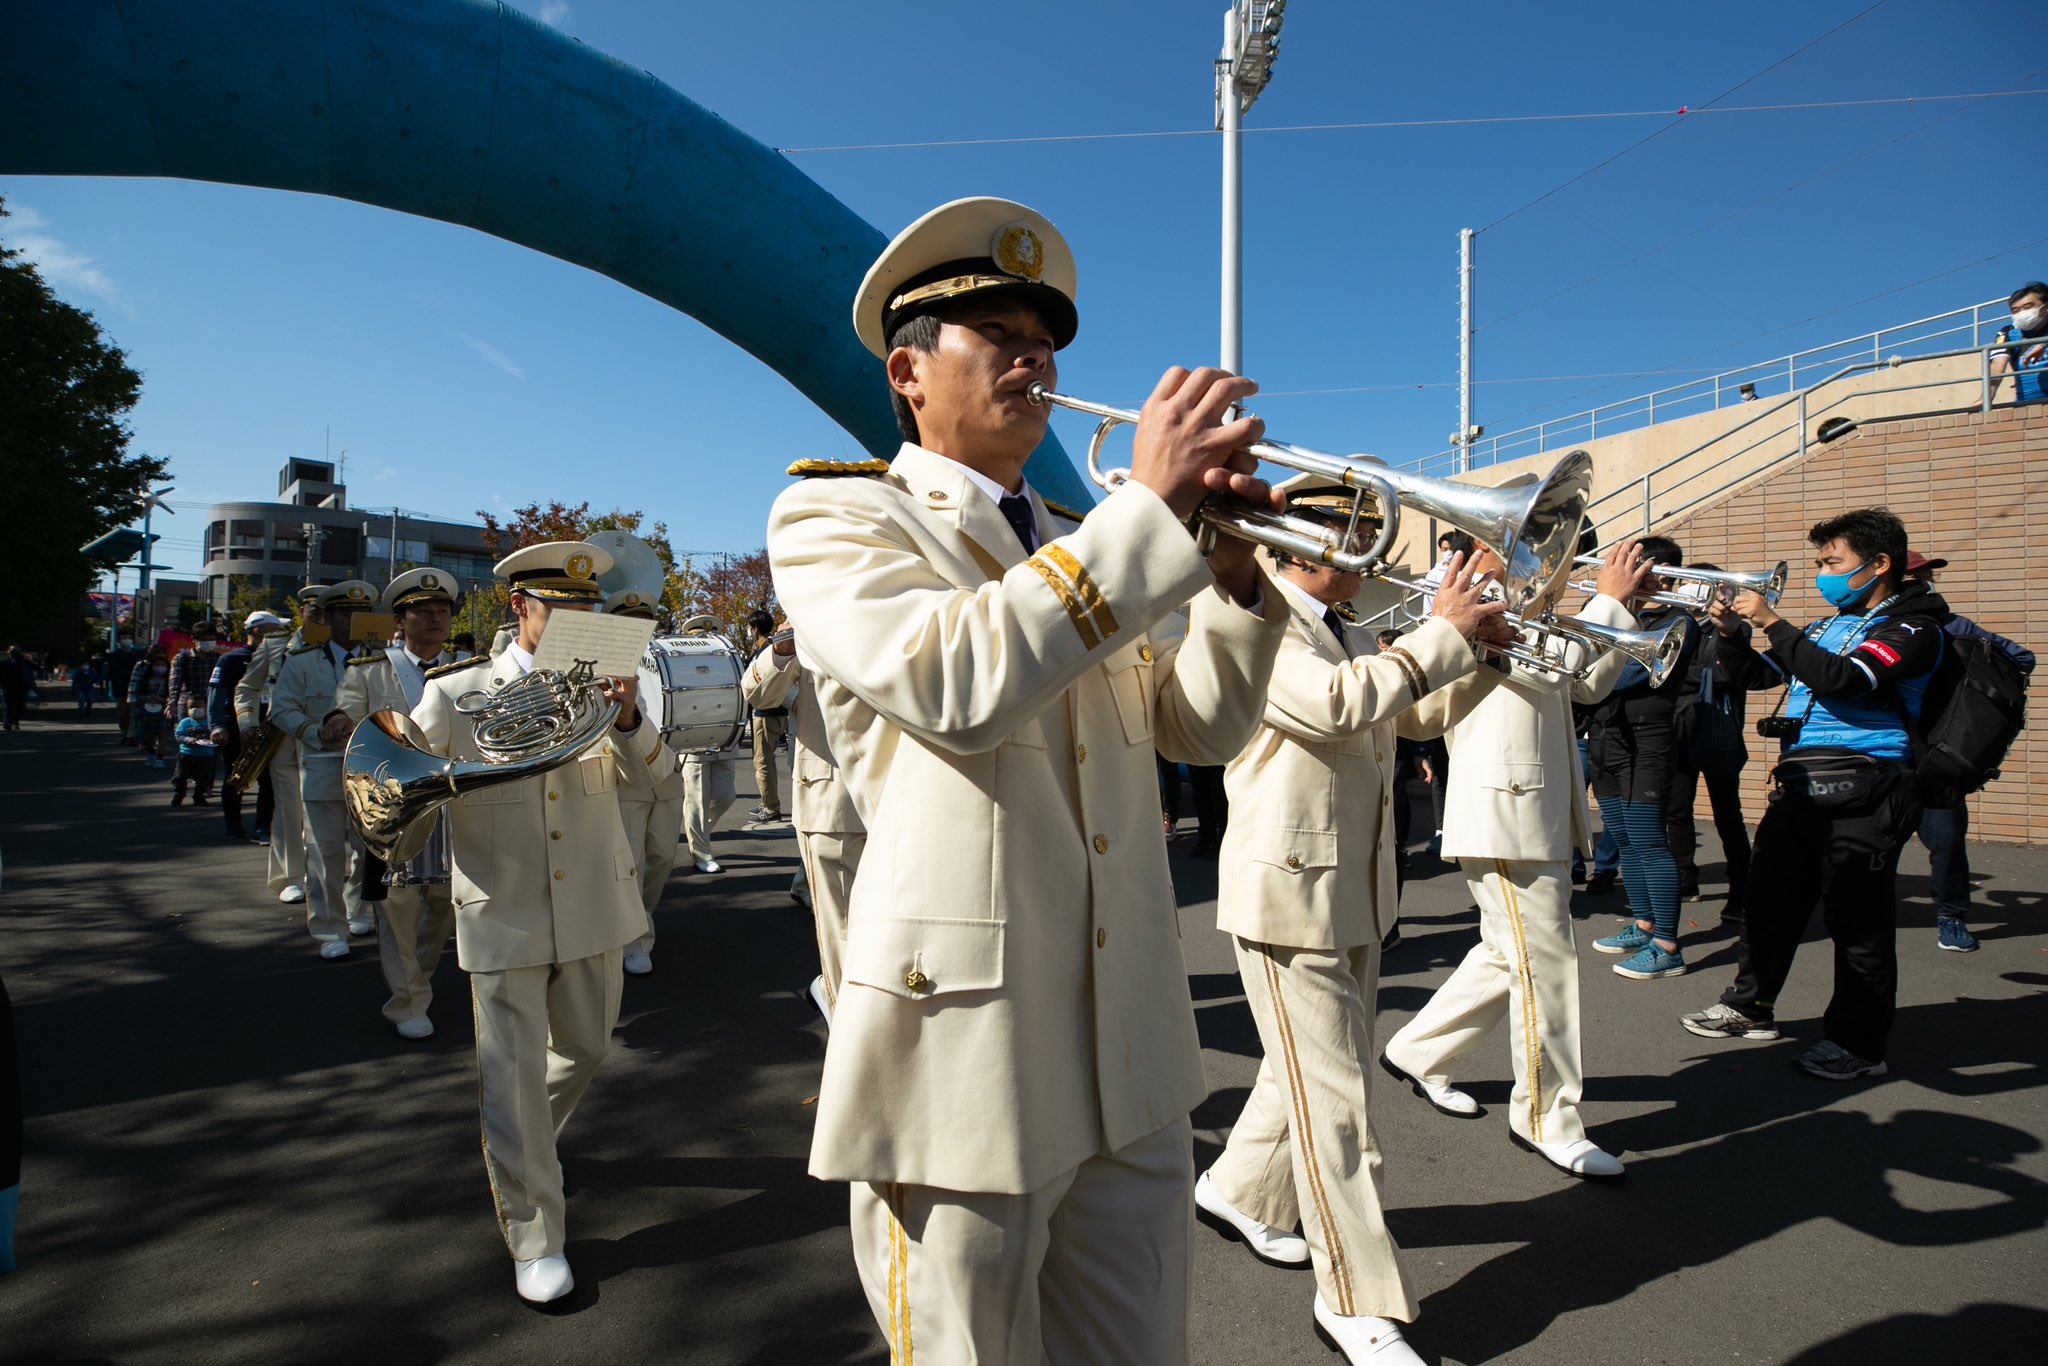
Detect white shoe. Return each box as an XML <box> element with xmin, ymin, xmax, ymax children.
<box><xmin>1380</xmin><ymin>1054</ymin><xmax>1482</xmax><ymax>1118</ymax></box>
<box><xmin>808</xmin><ymin>974</ymin><xmax>833</xmax><ymax>1025</ymax></box>
<box><xmin>514</xmin><ymin>1254</ymin><xmax>574</xmax><ymax>1303</ymax></box>
<box><xmin>623</xmin><ymin>950</ymin><xmax>653</xmax><ymax>976</ymax></box>
<box><xmin>279</xmin><ymin>883</ymin><xmax>306</xmax><ymax>905</ymax></box>
<box><xmin>1194</xmin><ymin>1170</ymin><xmax>1309</xmax><ymax>1266</ymax></box>
<box><xmin>694</xmin><ymin>857</ymin><xmax>723</xmax><ymax>874</ymax></box>
<box><xmin>318</xmin><ymin>939</ymin><xmax>351</xmax><ymax>961</ymax></box>
<box><xmin>1511</xmin><ymin>1132</ymin><xmax>1625</xmax><ymax>1180</ymax></box>
<box><xmin>395</xmin><ymin>1017</ymin><xmax>434</xmax><ymax>1040</ymax></box>
<box><xmin>347</xmin><ymin>916</ymin><xmax>374</xmax><ymax>937</ymax></box>
<box><xmin>1313</xmin><ymin>1291</ymin><xmax>1425</xmax><ymax>1364</ymax></box>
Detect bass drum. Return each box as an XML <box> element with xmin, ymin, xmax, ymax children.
<box><xmin>637</xmin><ymin>634</ymin><xmax>745</xmax><ymax>754</ymax></box>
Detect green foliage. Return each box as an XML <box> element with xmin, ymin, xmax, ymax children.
<box><xmin>0</xmin><ymin>198</ymin><xmax>168</xmax><ymax>649</ymax></box>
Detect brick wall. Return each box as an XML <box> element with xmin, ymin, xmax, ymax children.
<box><xmin>1658</xmin><ymin>402</ymin><xmax>2048</xmax><ymax>845</ymax></box>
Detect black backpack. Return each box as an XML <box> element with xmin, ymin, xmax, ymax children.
<box><xmin>1904</xmin><ymin>627</ymin><xmax>2029</xmax><ymax>807</ymax></box>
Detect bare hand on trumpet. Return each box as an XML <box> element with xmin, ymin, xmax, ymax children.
<box><xmin>1721</xmin><ymin>588</ymin><xmax>1779</xmax><ymax>632</ymax></box>
<box><xmin>1427</xmin><ymin>552</ymin><xmax>1516</xmax><ymax>648</ymax></box>
<box><xmin>1591</xmin><ymin>539</ymin><xmax>1655</xmax><ymax>604</ymax></box>
<box><xmin>1128</xmin><ymin>367</ymin><xmax>1283</xmax><ymax>605</ymax></box>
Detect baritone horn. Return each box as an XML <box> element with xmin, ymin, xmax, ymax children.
<box><xmin>343</xmin><ymin>661</ymin><xmax>621</xmax><ymax>864</ymax></box>
<box><xmin>1026</xmin><ymin>384</ymin><xmax>1594</xmax><ymax>613</ymax></box>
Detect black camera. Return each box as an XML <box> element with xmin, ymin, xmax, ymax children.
<box><xmin>1757</xmin><ymin>715</ymin><xmax>1805</xmax><ymax>741</ymax></box>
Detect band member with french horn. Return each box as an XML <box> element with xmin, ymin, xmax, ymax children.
<box><xmin>605</xmin><ymin>585</ymin><xmax>685</xmax><ymax>977</ymax></box>
<box><xmin>329</xmin><ymin>567</ymin><xmax>461</xmax><ymax>1039</ymax></box>
<box><xmin>768</xmin><ymin>196</ymin><xmax>1290</xmax><ymax>1364</ymax></box>
<box><xmin>1199</xmin><ymin>479</ymin><xmax>1511</xmax><ymax>1366</ymax></box>
<box><xmin>404</xmin><ymin>541</ymin><xmax>674</xmax><ymax>1304</ymax></box>
<box><xmin>1382</xmin><ymin>540</ymin><xmax>1651</xmax><ymax>1181</ymax></box>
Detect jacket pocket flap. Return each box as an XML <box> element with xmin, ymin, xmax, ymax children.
<box><xmin>1243</xmin><ymin>826</ymin><xmax>1339</xmax><ymax>874</ymax></box>
<box><xmin>1474</xmin><ymin>761</ymin><xmax>1545</xmax><ymax>794</ymax></box>
<box><xmin>842</xmin><ymin>917</ymin><xmax>1004</xmax><ymax>1000</ymax></box>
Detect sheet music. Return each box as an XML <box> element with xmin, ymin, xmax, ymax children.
<box><xmin>530</xmin><ymin>611</ymin><xmax>655</xmax><ymax>678</ymax></box>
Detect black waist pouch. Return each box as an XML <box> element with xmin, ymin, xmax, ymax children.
<box><xmin>1769</xmin><ymin>748</ymin><xmax>1903</xmax><ymax>813</ymax></box>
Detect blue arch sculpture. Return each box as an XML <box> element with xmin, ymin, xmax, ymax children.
<box><xmin>0</xmin><ymin>0</ymin><xmax>1091</xmax><ymax>506</ymax></box>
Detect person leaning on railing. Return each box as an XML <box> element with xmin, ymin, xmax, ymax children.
<box><xmin>1990</xmin><ymin>281</ymin><xmax>2047</xmax><ymax>405</ymax></box>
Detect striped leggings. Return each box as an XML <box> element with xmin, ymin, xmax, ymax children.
<box><xmin>1596</xmin><ymin>794</ymin><xmax>1681</xmax><ymax>942</ymax></box>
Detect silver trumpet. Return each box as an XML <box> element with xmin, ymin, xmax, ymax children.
<box><xmin>1492</xmin><ymin>609</ymin><xmax>1691</xmax><ymax>687</ymax></box>
<box><xmin>343</xmin><ymin>661</ymin><xmax>621</xmax><ymax>864</ymax></box>
<box><xmin>1570</xmin><ymin>556</ymin><xmax>1788</xmax><ymax>612</ymax></box>
<box><xmin>1026</xmin><ymin>383</ymin><xmax>1594</xmax><ymax>613</ymax></box>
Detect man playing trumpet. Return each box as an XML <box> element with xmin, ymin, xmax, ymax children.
<box><xmin>408</xmin><ymin>541</ymin><xmax>674</xmax><ymax>1304</ymax></box>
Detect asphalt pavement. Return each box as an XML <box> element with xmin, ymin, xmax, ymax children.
<box><xmin>2</xmin><ymin>706</ymin><xmax>2044</xmax><ymax>1364</ymax></box>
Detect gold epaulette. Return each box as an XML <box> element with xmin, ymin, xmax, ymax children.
<box><xmin>346</xmin><ymin>652</ymin><xmax>384</xmax><ymax>668</ymax></box>
<box><xmin>787</xmin><ymin>457</ymin><xmax>891</xmax><ymax>478</ymax></box>
<box><xmin>1331</xmin><ymin>602</ymin><xmax>1361</xmax><ymax>625</ymax></box>
<box><xmin>287</xmin><ymin>641</ymin><xmax>322</xmax><ymax>656</ymax></box>
<box><xmin>425</xmin><ymin>654</ymin><xmax>489</xmax><ymax>681</ymax></box>
<box><xmin>1042</xmin><ymin>498</ymin><xmax>1093</xmax><ymax>524</ymax></box>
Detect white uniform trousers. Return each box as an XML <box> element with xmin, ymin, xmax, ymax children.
<box><xmin>751</xmin><ymin>714</ymin><xmax>788</xmax><ymax>813</ymax></box>
<box><xmin>298</xmin><ymin>780</ymin><xmax>360</xmax><ymax>945</ymax></box>
<box><xmin>682</xmin><ymin>754</ymin><xmax>738</xmax><ymax>862</ymax></box>
<box><xmin>266</xmin><ymin>739</ymin><xmax>307</xmax><ymax>892</ymax></box>
<box><xmin>1210</xmin><ymin>939</ymin><xmax>1419</xmax><ymax>1323</ymax></box>
<box><xmin>620</xmin><ymin>790</ymin><xmax>684</xmax><ymax>956</ymax></box>
<box><xmin>1384</xmin><ymin>858</ymin><xmax>1587</xmax><ymax>1147</ymax></box>
<box><xmin>796</xmin><ymin>829</ymin><xmax>863</xmax><ymax>1012</ymax></box>
<box><xmin>470</xmin><ymin>948</ymin><xmax>624</xmax><ymax>1260</ymax></box>
<box><xmin>376</xmin><ymin>882</ymin><xmax>454</xmax><ymax>1026</ymax></box>
<box><xmin>849</xmin><ymin>1118</ymin><xmax>1193</xmax><ymax>1366</ymax></box>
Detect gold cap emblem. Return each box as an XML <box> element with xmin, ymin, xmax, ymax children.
<box><xmin>991</xmin><ymin>223</ymin><xmax>1044</xmax><ymax>281</ymax></box>
<box><xmin>565</xmin><ymin>552</ymin><xmax>595</xmax><ymax>580</ymax></box>
<box><xmin>348</xmin><ymin>586</ymin><xmax>371</xmax><ymax>603</ymax></box>
<box><xmin>421</xmin><ymin>573</ymin><xmax>439</xmax><ymax>590</ymax></box>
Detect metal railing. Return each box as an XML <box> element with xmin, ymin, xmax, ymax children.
<box><xmin>1404</xmin><ymin>297</ymin><xmax>2011</xmax><ymax>477</ymax></box>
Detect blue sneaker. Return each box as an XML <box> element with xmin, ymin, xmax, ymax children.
<box><xmin>1593</xmin><ymin>923</ymin><xmax>1652</xmax><ymax>955</ymax></box>
<box><xmin>1937</xmin><ymin>916</ymin><xmax>1979</xmax><ymax>952</ymax></box>
<box><xmin>1613</xmin><ymin>944</ymin><xmax>1687</xmax><ymax>979</ymax></box>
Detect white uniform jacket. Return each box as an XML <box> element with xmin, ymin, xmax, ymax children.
<box><xmin>1400</xmin><ymin>593</ymin><xmax>1636</xmax><ymax>863</ymax></box>
<box><xmin>1218</xmin><ymin>607</ymin><xmax>1478</xmax><ymax>950</ymax></box>
<box><xmin>410</xmin><ymin>655</ymin><xmax>677</xmax><ymax>973</ymax></box>
<box><xmin>333</xmin><ymin>647</ymin><xmax>444</xmax><ymax>725</ymax></box>
<box><xmin>768</xmin><ymin>443</ymin><xmax>1289</xmax><ymax>1195</ymax></box>
<box><xmin>741</xmin><ymin>644</ymin><xmax>859</xmax><ymax>837</ymax></box>
<box><xmin>233</xmin><ymin>631</ymin><xmax>297</xmax><ymax>729</ymax></box>
<box><xmin>270</xmin><ymin>641</ymin><xmax>354</xmax><ymax>802</ymax></box>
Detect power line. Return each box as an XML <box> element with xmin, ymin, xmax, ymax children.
<box><xmin>770</xmin><ymin>87</ymin><xmax>2046</xmax><ymax>155</ymax></box>
<box><xmin>1256</xmin><ymin>367</ymin><xmax>1730</xmax><ymax>399</ymax></box>
<box><xmin>1476</xmin><ymin>0</ymin><xmax>1892</xmax><ymax>233</ymax></box>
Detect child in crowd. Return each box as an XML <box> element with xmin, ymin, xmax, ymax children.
<box><xmin>172</xmin><ymin>699</ymin><xmax>216</xmax><ymax>806</ymax></box>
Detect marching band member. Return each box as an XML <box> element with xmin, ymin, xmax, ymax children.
<box><xmin>677</xmin><ymin>614</ymin><xmax>741</xmax><ymax>874</ymax></box>
<box><xmin>270</xmin><ymin>581</ymin><xmax>377</xmax><ymax>959</ymax></box>
<box><xmin>410</xmin><ymin>541</ymin><xmax>673</xmax><ymax>1304</ymax></box>
<box><xmin>605</xmin><ymin>587</ymin><xmax>685</xmax><ymax>977</ymax></box>
<box><xmin>330</xmin><ymin>568</ymin><xmax>461</xmax><ymax>1038</ymax></box>
<box><xmin>1382</xmin><ymin>542</ymin><xmax>1651</xmax><ymax>1180</ymax></box>
<box><xmin>237</xmin><ymin>584</ymin><xmax>325</xmax><ymax>906</ymax></box>
<box><xmin>768</xmin><ymin>196</ymin><xmax>1288</xmax><ymax>1364</ymax></box>
<box><xmin>1199</xmin><ymin>483</ymin><xmax>1509</xmax><ymax>1366</ymax></box>
<box><xmin>738</xmin><ymin>592</ymin><xmax>866</xmax><ymax>1021</ymax></box>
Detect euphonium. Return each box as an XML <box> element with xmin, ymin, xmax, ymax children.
<box><xmin>343</xmin><ymin>662</ymin><xmax>621</xmax><ymax>864</ymax></box>
<box><xmin>1026</xmin><ymin>384</ymin><xmax>1594</xmax><ymax>613</ymax></box>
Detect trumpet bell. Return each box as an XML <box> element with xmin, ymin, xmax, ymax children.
<box><xmin>1550</xmin><ymin>610</ymin><xmax>1690</xmax><ymax>688</ymax></box>
<box><xmin>1388</xmin><ymin>453</ymin><xmax>1593</xmax><ymax>615</ymax></box>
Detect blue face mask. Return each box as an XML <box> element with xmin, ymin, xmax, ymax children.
<box><xmin>1816</xmin><ymin>559</ymin><xmax>1879</xmax><ymax>609</ymax></box>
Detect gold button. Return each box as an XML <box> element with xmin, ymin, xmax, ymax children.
<box><xmin>1285</xmin><ymin>854</ymin><xmax>1303</xmax><ymax>870</ymax></box>
<box><xmin>550</xmin><ymin>830</ymin><xmax>562</xmax><ymax>840</ymax></box>
<box><xmin>905</xmin><ymin>968</ymin><xmax>929</xmax><ymax>992</ymax></box>
<box><xmin>1376</xmin><ymin>751</ymin><xmax>1386</xmax><ymax>763</ymax></box>
<box><xmin>553</xmin><ymin>870</ymin><xmax>565</xmax><ymax>881</ymax></box>
<box><xmin>1097</xmin><ymin>928</ymin><xmax>1107</xmax><ymax>948</ymax></box>
<box><xmin>1139</xmin><ymin>644</ymin><xmax>1154</xmax><ymax>663</ymax></box>
<box><xmin>929</xmin><ymin>490</ymin><xmax>948</xmax><ymax>501</ymax></box>
<box><xmin>1093</xmin><ymin>834</ymin><xmax>1109</xmax><ymax>855</ymax></box>
<box><xmin>1076</xmin><ymin>743</ymin><xmax>1087</xmax><ymax>763</ymax></box>
<box><xmin>1508</xmin><ymin>782</ymin><xmax>1523</xmax><ymax>794</ymax></box>
<box><xmin>629</xmin><ymin>866</ymin><xmax>637</xmax><ymax>876</ymax></box>
<box><xmin>548</xmin><ymin>791</ymin><xmax>559</xmax><ymax>801</ymax></box>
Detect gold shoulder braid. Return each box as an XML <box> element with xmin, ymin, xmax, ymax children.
<box><xmin>346</xmin><ymin>652</ymin><xmax>384</xmax><ymax>668</ymax></box>
<box><xmin>1041</xmin><ymin>498</ymin><xmax>1093</xmax><ymax>524</ymax></box>
<box><xmin>425</xmin><ymin>654</ymin><xmax>490</xmax><ymax>680</ymax></box>
<box><xmin>1331</xmin><ymin>602</ymin><xmax>1361</xmax><ymax>625</ymax></box>
<box><xmin>287</xmin><ymin>641</ymin><xmax>322</xmax><ymax>656</ymax></box>
<box><xmin>787</xmin><ymin>457</ymin><xmax>891</xmax><ymax>478</ymax></box>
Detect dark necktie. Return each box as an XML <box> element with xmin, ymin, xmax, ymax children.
<box><xmin>998</xmin><ymin>492</ymin><xmax>1036</xmax><ymax>554</ymax></box>
<box><xmin>1322</xmin><ymin>607</ymin><xmax>1352</xmax><ymax>657</ymax></box>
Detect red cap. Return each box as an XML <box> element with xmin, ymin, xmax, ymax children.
<box><xmin>1905</xmin><ymin>551</ymin><xmax>1948</xmax><ymax>574</ymax></box>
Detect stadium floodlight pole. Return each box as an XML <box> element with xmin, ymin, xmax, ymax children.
<box><xmin>1216</xmin><ymin>1</ymin><xmax>1286</xmax><ymax>378</ymax></box>
<box><xmin>1459</xmin><ymin>227</ymin><xmax>1475</xmax><ymax>473</ymax></box>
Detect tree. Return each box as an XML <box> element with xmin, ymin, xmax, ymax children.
<box><xmin>476</xmin><ymin>501</ymin><xmax>693</xmax><ymax>625</ymax></box>
<box><xmin>0</xmin><ymin>198</ymin><xmax>169</xmax><ymax>650</ymax></box>
<box><xmin>228</xmin><ymin>575</ymin><xmax>282</xmax><ymax>630</ymax></box>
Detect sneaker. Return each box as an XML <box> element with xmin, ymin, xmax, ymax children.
<box><xmin>747</xmin><ymin>805</ymin><xmax>786</xmax><ymax>822</ymax></box>
<box><xmin>253</xmin><ymin>828</ymin><xmax>271</xmax><ymax>846</ymax></box>
<box><xmin>622</xmin><ymin>950</ymin><xmax>653</xmax><ymax>976</ymax></box>
<box><xmin>170</xmin><ymin>790</ymin><xmax>185</xmax><ymax>807</ymax></box>
<box><xmin>1680</xmin><ymin>1003</ymin><xmax>1779</xmax><ymax>1041</ymax></box>
<box><xmin>1583</xmin><ymin>870</ymin><xmax>1618</xmax><ymax>894</ymax></box>
<box><xmin>1678</xmin><ymin>884</ymin><xmax>1702</xmax><ymax>903</ymax></box>
<box><xmin>1937</xmin><ymin>916</ymin><xmax>1979</xmax><ymax>952</ymax></box>
<box><xmin>1613</xmin><ymin>944</ymin><xmax>1687</xmax><ymax>979</ymax></box>
<box><xmin>1593</xmin><ymin>923</ymin><xmax>1652</xmax><ymax>955</ymax></box>
<box><xmin>1794</xmin><ymin>1039</ymin><xmax>1887</xmax><ymax>1081</ymax></box>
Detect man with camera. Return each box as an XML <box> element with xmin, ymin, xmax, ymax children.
<box><xmin>1682</xmin><ymin>509</ymin><xmax>1946</xmax><ymax>1081</ymax></box>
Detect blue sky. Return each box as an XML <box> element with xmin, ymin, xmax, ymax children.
<box><xmin>7</xmin><ymin>0</ymin><xmax>2045</xmax><ymax>582</ymax></box>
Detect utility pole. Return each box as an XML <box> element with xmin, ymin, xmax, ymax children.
<box><xmin>1457</xmin><ymin>227</ymin><xmax>1475</xmax><ymax>473</ymax></box>
<box><xmin>1215</xmin><ymin>2</ymin><xmax>1286</xmax><ymax>375</ymax></box>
